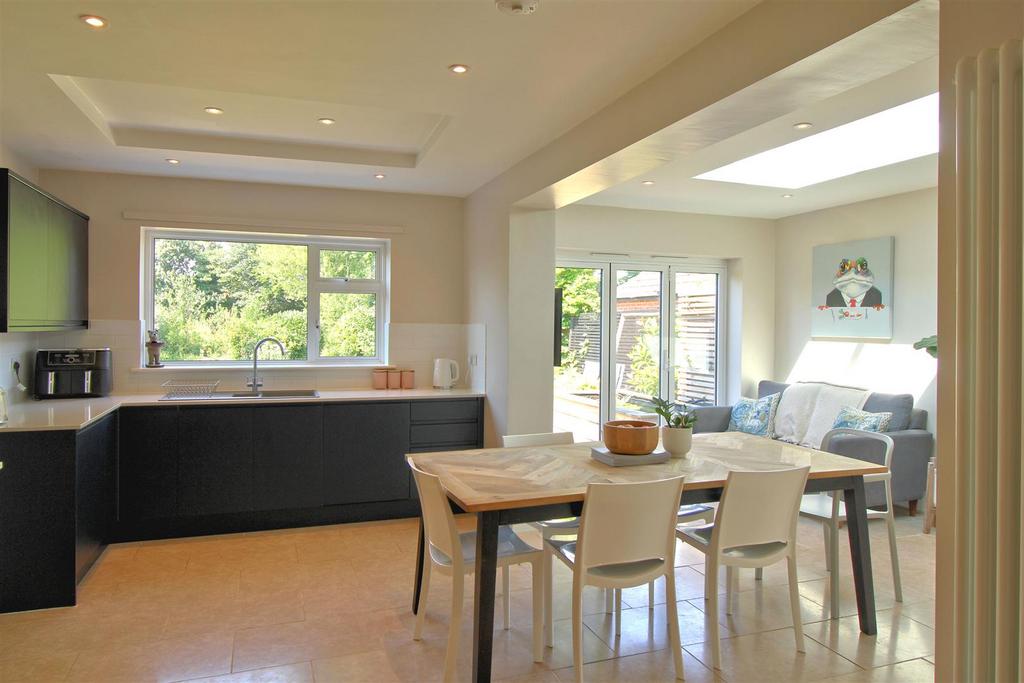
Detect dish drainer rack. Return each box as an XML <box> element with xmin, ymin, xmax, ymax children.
<box><xmin>161</xmin><ymin>379</ymin><xmax>221</xmax><ymax>400</ymax></box>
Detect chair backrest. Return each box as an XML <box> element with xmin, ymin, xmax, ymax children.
<box><xmin>712</xmin><ymin>467</ymin><xmax>810</xmax><ymax>552</ymax></box>
<box><xmin>502</xmin><ymin>431</ymin><xmax>575</xmax><ymax>448</ymax></box>
<box><xmin>576</xmin><ymin>476</ymin><xmax>685</xmax><ymax>570</ymax></box>
<box><xmin>409</xmin><ymin>462</ymin><xmax>461</xmax><ymax>566</ymax></box>
<box><xmin>822</xmin><ymin>428</ymin><xmax>895</xmax><ymax>471</ymax></box>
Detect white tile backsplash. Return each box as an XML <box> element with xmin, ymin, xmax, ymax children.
<box><xmin>21</xmin><ymin>319</ymin><xmax>487</xmax><ymax>395</ymax></box>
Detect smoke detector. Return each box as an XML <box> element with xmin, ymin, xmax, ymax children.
<box><xmin>496</xmin><ymin>0</ymin><xmax>539</xmax><ymax>15</ymax></box>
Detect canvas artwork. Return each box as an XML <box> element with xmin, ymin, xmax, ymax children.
<box><xmin>811</xmin><ymin>236</ymin><xmax>893</xmax><ymax>340</ymax></box>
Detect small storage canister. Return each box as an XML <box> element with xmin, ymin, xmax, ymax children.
<box><xmin>387</xmin><ymin>369</ymin><xmax>402</xmax><ymax>389</ymax></box>
<box><xmin>372</xmin><ymin>369</ymin><xmax>389</xmax><ymax>390</ymax></box>
<box><xmin>401</xmin><ymin>369</ymin><xmax>415</xmax><ymax>389</ymax></box>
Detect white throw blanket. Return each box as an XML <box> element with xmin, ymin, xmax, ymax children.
<box><xmin>774</xmin><ymin>382</ymin><xmax>869</xmax><ymax>448</ymax></box>
<box><xmin>773</xmin><ymin>383</ymin><xmax>823</xmax><ymax>445</ymax></box>
<box><xmin>803</xmin><ymin>384</ymin><xmax>869</xmax><ymax>448</ymax></box>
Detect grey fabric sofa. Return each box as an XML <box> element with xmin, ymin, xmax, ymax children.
<box><xmin>693</xmin><ymin>380</ymin><xmax>934</xmax><ymax>512</ymax></box>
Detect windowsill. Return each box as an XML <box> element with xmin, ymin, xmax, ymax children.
<box><xmin>130</xmin><ymin>363</ymin><xmax>390</xmax><ymax>373</ymax></box>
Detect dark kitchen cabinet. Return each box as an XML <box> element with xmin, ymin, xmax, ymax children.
<box><xmin>324</xmin><ymin>402</ymin><xmax>411</xmax><ymax>505</ymax></box>
<box><xmin>75</xmin><ymin>413</ymin><xmax>116</xmax><ymax>582</ymax></box>
<box><xmin>0</xmin><ymin>430</ymin><xmax>77</xmax><ymax>612</ymax></box>
<box><xmin>253</xmin><ymin>404</ymin><xmax>324</xmax><ymax>511</ymax></box>
<box><xmin>118</xmin><ymin>406</ymin><xmax>179</xmax><ymax>520</ymax></box>
<box><xmin>2</xmin><ymin>169</ymin><xmax>89</xmax><ymax>331</ymax></box>
<box><xmin>178</xmin><ymin>406</ymin><xmax>254</xmax><ymax>516</ymax></box>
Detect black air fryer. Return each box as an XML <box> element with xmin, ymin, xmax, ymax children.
<box><xmin>34</xmin><ymin>348</ymin><xmax>112</xmax><ymax>399</ymax></box>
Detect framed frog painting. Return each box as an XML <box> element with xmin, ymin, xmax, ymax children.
<box><xmin>811</xmin><ymin>236</ymin><xmax>893</xmax><ymax>340</ymax></box>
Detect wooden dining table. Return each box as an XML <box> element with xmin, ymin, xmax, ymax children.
<box><xmin>407</xmin><ymin>431</ymin><xmax>888</xmax><ymax>682</ymax></box>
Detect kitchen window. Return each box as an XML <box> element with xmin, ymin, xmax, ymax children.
<box><xmin>143</xmin><ymin>228</ymin><xmax>389</xmax><ymax>366</ymax></box>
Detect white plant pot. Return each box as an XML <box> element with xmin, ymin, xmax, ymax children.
<box><xmin>661</xmin><ymin>426</ymin><xmax>692</xmax><ymax>458</ymax></box>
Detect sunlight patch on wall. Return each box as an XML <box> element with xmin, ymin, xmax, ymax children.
<box><xmin>785</xmin><ymin>341</ymin><xmax>936</xmax><ymax>400</ymax></box>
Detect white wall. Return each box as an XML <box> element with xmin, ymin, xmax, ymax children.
<box><xmin>508</xmin><ymin>209</ymin><xmax>556</xmax><ymax>434</ymax></box>
<box><xmin>463</xmin><ymin>1</ymin><xmax>913</xmax><ymax>444</ymax></box>
<box><xmin>555</xmin><ymin>204</ymin><xmax>776</xmax><ymax>402</ymax></box>
<box><xmin>774</xmin><ymin>188</ymin><xmax>938</xmax><ymax>430</ymax></box>
<box><xmin>1</xmin><ymin>170</ymin><xmax>474</xmax><ymax>398</ymax></box>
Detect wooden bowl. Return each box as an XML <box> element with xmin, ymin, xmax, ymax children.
<box><xmin>603</xmin><ymin>420</ymin><xmax>659</xmax><ymax>455</ymax></box>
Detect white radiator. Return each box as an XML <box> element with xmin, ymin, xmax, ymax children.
<box><xmin>951</xmin><ymin>38</ymin><xmax>1023</xmax><ymax>682</ymax></box>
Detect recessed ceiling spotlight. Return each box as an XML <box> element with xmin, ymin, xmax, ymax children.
<box><xmin>448</xmin><ymin>64</ymin><xmax>469</xmax><ymax>74</ymax></box>
<box><xmin>641</xmin><ymin>180</ymin><xmax>655</xmax><ymax>186</ymax></box>
<box><xmin>166</xmin><ymin>158</ymin><xmax>180</xmax><ymax>165</ymax></box>
<box><xmin>374</xmin><ymin>173</ymin><xmax>386</xmax><ymax>179</ymax></box>
<box><xmin>782</xmin><ymin>193</ymin><xmax>793</xmax><ymax>198</ymax></box>
<box><xmin>317</xmin><ymin>117</ymin><xmax>336</xmax><ymax>125</ymax></box>
<box><xmin>203</xmin><ymin>107</ymin><xmax>224</xmax><ymax>115</ymax></box>
<box><xmin>793</xmin><ymin>122</ymin><xmax>813</xmax><ymax>130</ymax></box>
<box><xmin>79</xmin><ymin>14</ymin><xmax>108</xmax><ymax>28</ymax></box>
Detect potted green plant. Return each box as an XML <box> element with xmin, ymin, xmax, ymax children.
<box><xmin>651</xmin><ymin>396</ymin><xmax>697</xmax><ymax>458</ymax></box>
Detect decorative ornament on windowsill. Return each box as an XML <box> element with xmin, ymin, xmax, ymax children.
<box><xmin>651</xmin><ymin>396</ymin><xmax>697</xmax><ymax>458</ymax></box>
<box><xmin>145</xmin><ymin>329</ymin><xmax>165</xmax><ymax>368</ymax></box>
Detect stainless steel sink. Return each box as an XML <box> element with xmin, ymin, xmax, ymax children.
<box><xmin>160</xmin><ymin>389</ymin><xmax>320</xmax><ymax>401</ymax></box>
<box><xmin>229</xmin><ymin>389</ymin><xmax>320</xmax><ymax>399</ymax></box>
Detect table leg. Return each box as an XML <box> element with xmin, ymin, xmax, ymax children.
<box><xmin>472</xmin><ymin>511</ymin><xmax>500</xmax><ymax>682</ymax></box>
<box><xmin>844</xmin><ymin>476</ymin><xmax>877</xmax><ymax>635</ymax></box>
<box><xmin>412</xmin><ymin>516</ymin><xmax>424</xmax><ymax>614</ymax></box>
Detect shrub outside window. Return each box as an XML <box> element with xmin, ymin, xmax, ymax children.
<box><xmin>144</xmin><ymin>228</ymin><xmax>388</xmax><ymax>365</ymax></box>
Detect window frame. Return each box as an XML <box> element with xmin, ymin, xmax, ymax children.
<box><xmin>553</xmin><ymin>254</ymin><xmax>728</xmax><ymax>433</ymax></box>
<box><xmin>142</xmin><ymin>227</ymin><xmax>390</xmax><ymax>367</ymax></box>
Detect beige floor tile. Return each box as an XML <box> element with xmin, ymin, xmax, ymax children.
<box><xmin>807</xmin><ymin>609</ymin><xmax>934</xmax><ymax>669</ymax></box>
<box><xmin>161</xmin><ymin>589</ymin><xmax>305</xmax><ymax>639</ymax></box>
<box><xmin>620</xmin><ymin>566</ymin><xmax>715</xmax><ymax>607</ymax></box>
<box><xmin>5</xmin><ymin>513</ymin><xmax>936</xmax><ymax>683</ymax></box>
<box><xmin>176</xmin><ymin>662</ymin><xmax>314</xmax><ymax>683</ymax></box>
<box><xmin>582</xmin><ymin>600</ymin><xmax>728</xmax><ymax>655</ymax></box>
<box><xmin>817</xmin><ymin>657</ymin><xmax>935</xmax><ymax>682</ymax></box>
<box><xmin>0</xmin><ymin>652</ymin><xmax>78</xmax><ymax>683</ymax></box>
<box><xmin>798</xmin><ymin>576</ymin><xmax>933</xmax><ymax>623</ymax></box>
<box><xmin>687</xmin><ymin>581</ymin><xmax>829</xmax><ymax>636</ymax></box>
<box><xmin>231</xmin><ymin>611</ymin><xmax>403</xmax><ymax>672</ymax></box>
<box><xmin>684</xmin><ymin>627</ymin><xmax>861</xmax><ymax>682</ymax></box>
<box><xmin>66</xmin><ymin>631</ymin><xmax>234</xmax><ymax>683</ymax></box>
<box><xmin>553</xmin><ymin>648</ymin><xmax>721</xmax><ymax>682</ymax></box>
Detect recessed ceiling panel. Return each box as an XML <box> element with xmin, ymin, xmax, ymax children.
<box><xmin>50</xmin><ymin>75</ymin><xmax>448</xmax><ymax>167</ymax></box>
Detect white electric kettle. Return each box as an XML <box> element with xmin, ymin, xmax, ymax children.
<box><xmin>432</xmin><ymin>358</ymin><xmax>460</xmax><ymax>389</ymax></box>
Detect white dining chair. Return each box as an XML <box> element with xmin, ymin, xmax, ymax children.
<box><xmin>544</xmin><ymin>476</ymin><xmax>687</xmax><ymax>683</ymax></box>
<box><xmin>677</xmin><ymin>466</ymin><xmax>810</xmax><ymax>671</ymax></box>
<box><xmin>799</xmin><ymin>428</ymin><xmax>902</xmax><ymax>618</ymax></box>
<box><xmin>410</xmin><ymin>463</ymin><xmax>544</xmax><ymax>682</ymax></box>
<box><xmin>502</xmin><ymin>432</ymin><xmax>713</xmax><ymax>625</ymax></box>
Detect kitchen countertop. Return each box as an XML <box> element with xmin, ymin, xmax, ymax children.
<box><xmin>0</xmin><ymin>388</ymin><xmax>485</xmax><ymax>433</ymax></box>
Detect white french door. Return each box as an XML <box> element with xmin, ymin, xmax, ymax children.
<box><xmin>554</xmin><ymin>258</ymin><xmax>726</xmax><ymax>442</ymax></box>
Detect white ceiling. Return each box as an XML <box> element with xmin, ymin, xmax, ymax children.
<box><xmin>577</xmin><ymin>17</ymin><xmax>939</xmax><ymax>220</ymax></box>
<box><xmin>0</xmin><ymin>0</ymin><xmax>756</xmax><ymax>196</ymax></box>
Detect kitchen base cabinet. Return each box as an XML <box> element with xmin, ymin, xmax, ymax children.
<box><xmin>0</xmin><ymin>396</ymin><xmax>482</xmax><ymax>613</ymax></box>
<box><xmin>178</xmin><ymin>406</ymin><xmax>254</xmax><ymax>516</ymax></box>
<box><xmin>254</xmin><ymin>404</ymin><xmax>324</xmax><ymax>511</ymax></box>
<box><xmin>75</xmin><ymin>413</ymin><xmax>116</xmax><ymax>583</ymax></box>
<box><xmin>0</xmin><ymin>431</ymin><xmax>82</xmax><ymax>613</ymax></box>
<box><xmin>324</xmin><ymin>402</ymin><xmax>411</xmax><ymax>505</ymax></box>
<box><xmin>118</xmin><ymin>407</ymin><xmax>179</xmax><ymax>521</ymax></box>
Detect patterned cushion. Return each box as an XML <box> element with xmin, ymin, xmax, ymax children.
<box><xmin>832</xmin><ymin>405</ymin><xmax>893</xmax><ymax>432</ymax></box>
<box><xmin>728</xmin><ymin>393</ymin><xmax>782</xmax><ymax>437</ymax></box>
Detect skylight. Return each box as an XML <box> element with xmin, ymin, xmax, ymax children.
<box><xmin>694</xmin><ymin>93</ymin><xmax>938</xmax><ymax>189</ymax></box>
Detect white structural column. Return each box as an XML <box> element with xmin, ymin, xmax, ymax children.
<box><xmin>951</xmin><ymin>39</ymin><xmax>1023</xmax><ymax>682</ymax></box>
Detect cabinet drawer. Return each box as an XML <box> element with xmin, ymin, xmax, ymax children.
<box><xmin>411</xmin><ymin>421</ymin><xmax>479</xmax><ymax>446</ymax></box>
<box><xmin>410</xmin><ymin>399</ymin><xmax>479</xmax><ymax>423</ymax></box>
